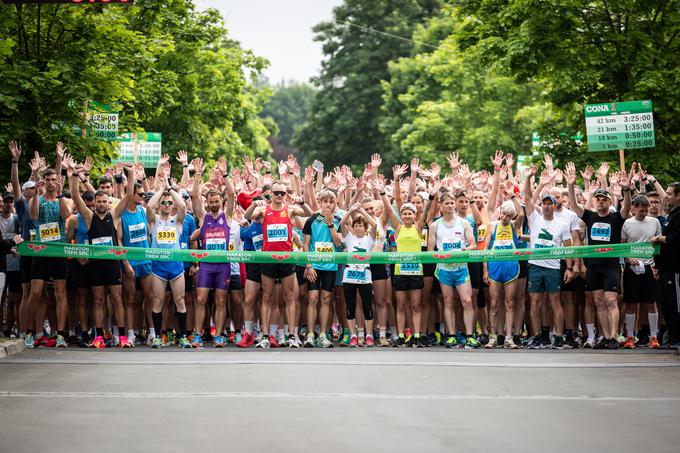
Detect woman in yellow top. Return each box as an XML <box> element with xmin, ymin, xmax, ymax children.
<box><xmin>377</xmin><ymin>180</ymin><xmax>429</xmax><ymax>347</ymax></box>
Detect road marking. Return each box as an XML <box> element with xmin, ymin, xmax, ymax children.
<box><xmin>2</xmin><ymin>358</ymin><xmax>680</xmax><ymax>368</ymax></box>
<box><xmin>0</xmin><ymin>391</ymin><xmax>679</xmax><ymax>402</ymax></box>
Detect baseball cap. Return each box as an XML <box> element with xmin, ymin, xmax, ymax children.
<box><xmin>237</xmin><ymin>189</ymin><xmax>262</xmax><ymax>210</ymax></box>
<box><xmin>541</xmin><ymin>193</ymin><xmax>557</xmax><ymax>204</ymax></box>
<box><xmin>2</xmin><ymin>191</ymin><xmax>14</xmax><ymax>200</ymax></box>
<box><xmin>22</xmin><ymin>181</ymin><xmax>36</xmax><ymax>190</ymax></box>
<box><xmin>143</xmin><ymin>191</ymin><xmax>154</xmax><ymax>202</ymax></box>
<box><xmin>593</xmin><ymin>189</ymin><xmax>612</xmax><ymax>200</ymax></box>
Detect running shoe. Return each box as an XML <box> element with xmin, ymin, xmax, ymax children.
<box><xmin>477</xmin><ymin>334</ymin><xmax>489</xmax><ymax>346</ymax></box>
<box><xmin>583</xmin><ymin>337</ymin><xmax>595</xmax><ymax>348</ymax></box>
<box><xmin>636</xmin><ymin>334</ymin><xmax>650</xmax><ymax>347</ymax></box>
<box><xmin>118</xmin><ymin>335</ymin><xmax>131</xmax><ymax>349</ymax></box>
<box><xmin>90</xmin><ymin>336</ymin><xmax>106</xmax><ymax>349</ymax></box>
<box><xmin>607</xmin><ymin>338</ymin><xmax>619</xmax><ymax>350</ymax></box>
<box><xmin>594</xmin><ymin>337</ymin><xmax>608</xmax><ymax>349</ymax></box>
<box><xmin>303</xmin><ymin>334</ymin><xmax>316</xmax><ymax>348</ymax></box>
<box><xmin>339</xmin><ymin>333</ymin><xmax>350</xmax><ymax>347</ymax></box>
<box><xmin>161</xmin><ymin>333</ymin><xmax>168</xmax><ymax>347</ymax></box>
<box><xmin>393</xmin><ymin>336</ymin><xmax>405</xmax><ymax>347</ymax></box>
<box><xmin>349</xmin><ymin>336</ymin><xmax>358</xmax><ymax>348</ymax></box>
<box><xmin>504</xmin><ymin>336</ymin><xmax>519</xmax><ymax>349</ymax></box>
<box><xmin>66</xmin><ymin>335</ymin><xmax>80</xmax><ymax>346</ymax></box>
<box><xmin>214</xmin><ymin>335</ymin><xmax>226</xmax><ymax>348</ymax></box>
<box><xmin>484</xmin><ymin>334</ymin><xmax>498</xmax><ymax>349</ymax></box>
<box><xmin>228</xmin><ymin>331</ymin><xmax>236</xmax><ymax>343</ymax></box>
<box><xmin>255</xmin><ymin>336</ymin><xmax>270</xmax><ymax>349</ymax></box>
<box><xmin>623</xmin><ymin>336</ymin><xmax>636</xmax><ymax>349</ymax></box>
<box><xmin>378</xmin><ymin>337</ymin><xmax>390</xmax><ymax>347</ymax></box>
<box><xmin>414</xmin><ymin>336</ymin><xmax>426</xmax><ymax>348</ymax></box>
<box><xmin>127</xmin><ymin>335</ymin><xmax>137</xmax><ymax>348</ymax></box>
<box><xmin>358</xmin><ymin>336</ymin><xmax>365</xmax><ymax>347</ymax></box>
<box><xmin>269</xmin><ymin>335</ymin><xmax>280</xmax><ymax>348</ymax></box>
<box><xmin>616</xmin><ymin>333</ymin><xmax>626</xmax><ymax>346</ymax></box>
<box><xmin>316</xmin><ymin>334</ymin><xmax>333</xmax><ymax>348</ymax></box>
<box><xmin>178</xmin><ymin>336</ymin><xmax>192</xmax><ymax>349</ymax></box>
<box><xmin>552</xmin><ymin>335</ymin><xmax>564</xmax><ymax>349</ymax></box>
<box><xmin>191</xmin><ymin>333</ymin><xmax>203</xmax><ymax>348</ymax></box>
<box><xmin>445</xmin><ymin>335</ymin><xmax>458</xmax><ymax>348</ymax></box>
<box><xmin>287</xmin><ymin>336</ymin><xmax>300</xmax><ymax>348</ymax></box>
<box><xmin>146</xmin><ymin>335</ymin><xmax>156</xmax><ymax>346</ymax></box>
<box><xmin>649</xmin><ymin>336</ymin><xmax>660</xmax><ymax>349</ymax></box>
<box><xmin>24</xmin><ymin>333</ymin><xmax>34</xmax><ymax>349</ymax></box>
<box><xmin>464</xmin><ymin>336</ymin><xmax>480</xmax><ymax>349</ymax></box>
<box><xmin>233</xmin><ymin>331</ymin><xmax>243</xmax><ymax>344</ymax></box>
<box><xmin>55</xmin><ymin>334</ymin><xmax>68</xmax><ymax>348</ymax></box>
<box><xmin>276</xmin><ymin>333</ymin><xmax>286</xmax><ymax>348</ymax></box>
<box><xmin>540</xmin><ymin>334</ymin><xmax>552</xmax><ymax>349</ymax></box>
<box><xmin>455</xmin><ymin>332</ymin><xmax>466</xmax><ymax>346</ymax></box>
<box><xmin>167</xmin><ymin>331</ymin><xmax>175</xmax><ymax>345</ymax></box>
<box><xmin>365</xmin><ymin>335</ymin><xmax>375</xmax><ymax>347</ymax></box>
<box><xmin>564</xmin><ymin>332</ymin><xmax>579</xmax><ymax>349</ymax></box>
<box><xmin>151</xmin><ymin>336</ymin><xmax>163</xmax><ymax>349</ymax></box>
<box><xmin>404</xmin><ymin>335</ymin><xmax>414</xmax><ymax>348</ymax></box>
<box><xmin>528</xmin><ymin>336</ymin><xmax>542</xmax><ymax>349</ymax></box>
<box><xmin>236</xmin><ymin>333</ymin><xmax>255</xmax><ymax>348</ymax></box>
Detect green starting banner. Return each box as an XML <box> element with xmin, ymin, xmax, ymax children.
<box><xmin>17</xmin><ymin>242</ymin><xmax>658</xmax><ymax>265</ymax></box>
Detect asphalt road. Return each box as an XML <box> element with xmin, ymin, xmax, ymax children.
<box><xmin>1</xmin><ymin>347</ymin><xmax>679</xmax><ymax>452</ymax></box>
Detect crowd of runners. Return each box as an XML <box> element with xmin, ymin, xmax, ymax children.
<box><xmin>1</xmin><ymin>142</ymin><xmax>679</xmax><ymax>351</ymax></box>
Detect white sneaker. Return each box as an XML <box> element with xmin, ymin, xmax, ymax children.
<box><xmin>277</xmin><ymin>333</ymin><xmax>286</xmax><ymax>347</ymax></box>
<box><xmin>147</xmin><ymin>335</ymin><xmax>155</xmax><ymax>346</ymax></box>
<box><xmin>127</xmin><ymin>335</ymin><xmax>136</xmax><ymax>348</ymax></box>
<box><xmin>583</xmin><ymin>337</ymin><xmax>595</xmax><ymax>348</ymax></box>
<box><xmin>256</xmin><ymin>336</ymin><xmax>270</xmax><ymax>349</ymax></box>
<box><xmin>484</xmin><ymin>334</ymin><xmax>498</xmax><ymax>349</ymax></box>
<box><xmin>317</xmin><ymin>334</ymin><xmax>333</xmax><ymax>348</ymax></box>
<box><xmin>287</xmin><ymin>336</ymin><xmax>300</xmax><ymax>348</ymax></box>
<box><xmin>303</xmin><ymin>334</ymin><xmax>315</xmax><ymax>348</ymax></box>
<box><xmin>504</xmin><ymin>336</ymin><xmax>519</xmax><ymax>349</ymax></box>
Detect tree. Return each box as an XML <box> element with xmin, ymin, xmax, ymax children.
<box><xmin>293</xmin><ymin>0</ymin><xmax>441</xmax><ymax>169</ymax></box>
<box><xmin>452</xmin><ymin>0</ymin><xmax>680</xmax><ymax>180</ymax></box>
<box><xmin>260</xmin><ymin>81</ymin><xmax>316</xmax><ymax>160</ymax></box>
<box><xmin>0</xmin><ymin>0</ymin><xmax>271</xmax><ymax>182</ymax></box>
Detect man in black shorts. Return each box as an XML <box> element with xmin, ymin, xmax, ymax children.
<box><xmin>566</xmin><ymin>163</ymin><xmax>631</xmax><ymax>349</ymax></box>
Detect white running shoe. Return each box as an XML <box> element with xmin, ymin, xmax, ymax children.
<box><xmin>255</xmin><ymin>336</ymin><xmax>270</xmax><ymax>349</ymax></box>
<box><xmin>287</xmin><ymin>336</ymin><xmax>300</xmax><ymax>348</ymax></box>
<box><xmin>484</xmin><ymin>334</ymin><xmax>498</xmax><ymax>349</ymax></box>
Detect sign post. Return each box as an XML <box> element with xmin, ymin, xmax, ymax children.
<box><xmin>114</xmin><ymin>132</ymin><xmax>162</xmax><ymax>168</ymax></box>
<box><xmin>584</xmin><ymin>100</ymin><xmax>655</xmax><ymax>171</ymax></box>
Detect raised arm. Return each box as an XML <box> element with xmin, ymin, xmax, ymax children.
<box><xmin>565</xmin><ymin>162</ymin><xmax>585</xmax><ymax>218</ymax></box>
<box><xmin>191</xmin><ymin>158</ymin><xmax>206</xmax><ymax>222</ymax></box>
<box><xmin>9</xmin><ymin>142</ymin><xmax>22</xmax><ymax>200</ymax></box>
<box><xmin>522</xmin><ymin>165</ymin><xmax>537</xmax><ymax>218</ymax></box>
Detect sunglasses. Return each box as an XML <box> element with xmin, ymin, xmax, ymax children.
<box><xmin>136</xmin><ymin>192</ymin><xmax>144</xmax><ymax>197</ymax></box>
<box><xmin>160</xmin><ymin>200</ymin><xmax>173</xmax><ymax>206</ymax></box>
<box><xmin>273</xmin><ymin>191</ymin><xmax>286</xmax><ymax>197</ymax></box>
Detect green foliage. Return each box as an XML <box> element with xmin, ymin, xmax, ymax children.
<box><xmin>0</xmin><ymin>0</ymin><xmax>271</xmax><ymax>182</ymax></box>
<box><xmin>451</xmin><ymin>0</ymin><xmax>680</xmax><ymax>181</ymax></box>
<box><xmin>293</xmin><ymin>0</ymin><xmax>441</xmax><ymax>170</ymax></box>
<box><xmin>260</xmin><ymin>81</ymin><xmax>316</xmax><ymax>150</ymax></box>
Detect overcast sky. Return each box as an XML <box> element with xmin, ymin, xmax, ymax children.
<box><xmin>197</xmin><ymin>0</ymin><xmax>343</xmax><ymax>84</ymax></box>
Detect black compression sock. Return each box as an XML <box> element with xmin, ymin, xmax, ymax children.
<box><xmin>175</xmin><ymin>312</ymin><xmax>187</xmax><ymax>337</ymax></box>
<box><xmin>152</xmin><ymin>312</ymin><xmax>163</xmax><ymax>335</ymax></box>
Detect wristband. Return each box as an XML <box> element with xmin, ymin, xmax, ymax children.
<box><xmin>12</xmin><ymin>160</ymin><xmax>18</xmax><ymax>163</ymax></box>
<box><xmin>222</xmin><ymin>174</ymin><xmax>228</xmax><ymax>178</ymax></box>
<box><xmin>326</xmin><ymin>223</ymin><xmax>334</xmax><ymax>228</ymax></box>
<box><xmin>265</xmin><ymin>170</ymin><xmax>271</xmax><ymax>174</ymax></box>
<box><xmin>380</xmin><ymin>192</ymin><xmax>386</xmax><ymax>196</ymax></box>
<box><xmin>494</xmin><ymin>167</ymin><xmax>502</xmax><ymax>171</ymax></box>
<box><xmin>182</xmin><ymin>164</ymin><xmax>188</xmax><ymax>168</ymax></box>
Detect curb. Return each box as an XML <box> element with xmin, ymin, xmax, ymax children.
<box><xmin>0</xmin><ymin>339</ymin><xmax>25</xmax><ymax>358</ymax></box>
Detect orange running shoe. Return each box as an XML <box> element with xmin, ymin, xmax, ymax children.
<box><xmin>161</xmin><ymin>333</ymin><xmax>168</xmax><ymax>347</ymax></box>
<box><xmin>649</xmin><ymin>336</ymin><xmax>660</xmax><ymax>349</ymax></box>
<box><xmin>623</xmin><ymin>336</ymin><xmax>636</xmax><ymax>349</ymax></box>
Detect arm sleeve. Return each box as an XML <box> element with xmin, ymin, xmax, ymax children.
<box><xmin>302</xmin><ymin>215</ymin><xmax>316</xmax><ymax>235</ymax></box>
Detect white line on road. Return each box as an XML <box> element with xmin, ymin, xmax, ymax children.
<box><xmin>2</xmin><ymin>359</ymin><xmax>680</xmax><ymax>368</ymax></box>
<box><xmin>1</xmin><ymin>391</ymin><xmax>679</xmax><ymax>402</ymax></box>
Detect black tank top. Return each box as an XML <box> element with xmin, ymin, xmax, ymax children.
<box><xmin>88</xmin><ymin>212</ymin><xmax>118</xmax><ymax>247</ymax></box>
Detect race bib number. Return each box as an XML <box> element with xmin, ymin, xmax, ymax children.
<box><xmin>229</xmin><ymin>240</ymin><xmax>235</xmax><ymax>251</ymax></box>
<box><xmin>535</xmin><ymin>238</ymin><xmax>555</xmax><ymax>249</ymax></box>
<box><xmin>266</xmin><ymin>223</ymin><xmax>288</xmax><ymax>242</ymax></box>
<box><xmin>421</xmin><ymin>230</ymin><xmax>428</xmax><ymax>247</ymax></box>
<box><xmin>205</xmin><ymin>237</ymin><xmax>226</xmax><ymax>251</ymax></box>
<box><xmin>128</xmin><ymin>222</ymin><xmax>147</xmax><ymax>244</ymax></box>
<box><xmin>252</xmin><ymin>233</ymin><xmax>264</xmax><ymax>251</ymax></box>
<box><xmin>442</xmin><ymin>239</ymin><xmax>462</xmax><ymax>251</ymax></box>
<box><xmin>591</xmin><ymin>222</ymin><xmax>611</xmax><ymax>242</ymax></box>
<box><xmin>156</xmin><ymin>226</ymin><xmax>177</xmax><ymax>245</ymax></box>
<box><xmin>314</xmin><ymin>241</ymin><xmax>334</xmax><ymax>253</ymax></box>
<box><xmin>344</xmin><ymin>265</ymin><xmax>369</xmax><ymax>284</ymax></box>
<box><xmin>493</xmin><ymin>239</ymin><xmax>513</xmax><ymax>250</ymax></box>
<box><xmin>91</xmin><ymin>236</ymin><xmax>113</xmax><ymax>247</ymax></box>
<box><xmin>398</xmin><ymin>262</ymin><xmax>422</xmax><ymax>275</ymax></box>
<box><xmin>39</xmin><ymin>222</ymin><xmax>60</xmax><ymax>242</ymax></box>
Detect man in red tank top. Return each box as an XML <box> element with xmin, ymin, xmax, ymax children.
<box><xmin>245</xmin><ymin>181</ymin><xmax>311</xmax><ymax>348</ymax></box>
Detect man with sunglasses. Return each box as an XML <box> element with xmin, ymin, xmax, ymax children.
<box><xmin>115</xmin><ymin>163</ymin><xmax>155</xmax><ymax>346</ymax></box>
<box><xmin>245</xmin><ymin>180</ymin><xmax>312</xmax><ymax>348</ymax></box>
